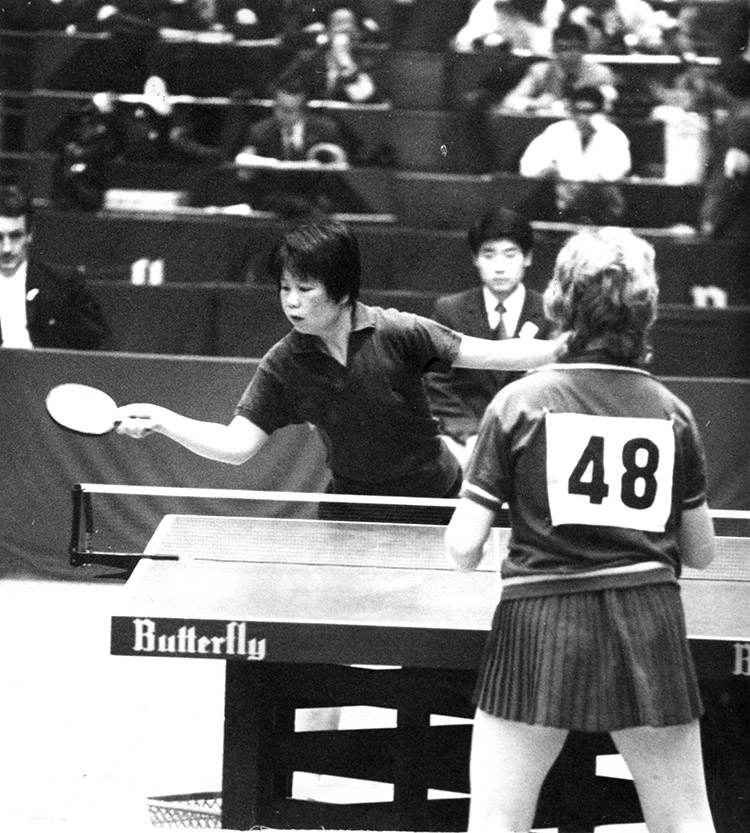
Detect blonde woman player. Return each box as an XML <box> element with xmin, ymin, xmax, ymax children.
<box><xmin>446</xmin><ymin>227</ymin><xmax>717</xmax><ymax>833</ymax></box>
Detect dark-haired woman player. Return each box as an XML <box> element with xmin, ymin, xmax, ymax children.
<box><xmin>446</xmin><ymin>226</ymin><xmax>717</xmax><ymax>833</ymax></box>
<box><xmin>115</xmin><ymin>218</ymin><xmax>560</xmax><ymax>744</ymax></box>
<box><xmin>115</xmin><ymin>220</ymin><xmax>557</xmax><ymax>501</ymax></box>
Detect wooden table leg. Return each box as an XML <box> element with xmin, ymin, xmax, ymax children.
<box><xmin>221</xmin><ymin>661</ymin><xmax>277</xmax><ymax>830</ymax></box>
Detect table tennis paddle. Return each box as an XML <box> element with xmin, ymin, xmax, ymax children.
<box><xmin>46</xmin><ymin>383</ymin><xmax>120</xmax><ymax>436</ymax></box>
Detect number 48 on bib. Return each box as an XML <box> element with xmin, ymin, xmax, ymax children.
<box><xmin>545</xmin><ymin>412</ymin><xmax>675</xmax><ymax>532</ymax></box>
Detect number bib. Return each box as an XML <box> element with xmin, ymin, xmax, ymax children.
<box><xmin>545</xmin><ymin>412</ymin><xmax>675</xmax><ymax>532</ymax></box>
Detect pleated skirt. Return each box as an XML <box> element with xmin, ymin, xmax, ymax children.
<box><xmin>473</xmin><ymin>582</ymin><xmax>703</xmax><ymax>732</ymax></box>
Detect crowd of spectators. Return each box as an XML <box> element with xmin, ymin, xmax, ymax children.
<box><xmin>453</xmin><ymin>0</ymin><xmax>566</xmax><ymax>55</ymax></box>
<box><xmin>699</xmin><ymin>58</ymin><xmax>750</xmax><ymax>239</ymax></box>
<box><xmin>0</xmin><ymin>0</ymin><xmax>385</xmax><ymax>43</ymax></box>
<box><xmin>2</xmin><ymin>0</ymin><xmax>749</xmax><ymax>235</ymax></box>
<box><xmin>48</xmin><ymin>76</ymin><xmax>224</xmax><ymax>210</ymax></box>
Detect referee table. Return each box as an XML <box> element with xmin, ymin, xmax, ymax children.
<box><xmin>71</xmin><ymin>486</ymin><xmax>750</xmax><ymax>832</ymax></box>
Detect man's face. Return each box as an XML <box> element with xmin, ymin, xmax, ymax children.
<box><xmin>274</xmin><ymin>91</ymin><xmax>306</xmax><ymax>132</ymax></box>
<box><xmin>0</xmin><ymin>214</ymin><xmax>31</xmax><ymax>278</ymax></box>
<box><xmin>474</xmin><ymin>238</ymin><xmax>530</xmax><ymax>301</ymax></box>
<box><xmin>329</xmin><ymin>8</ymin><xmax>358</xmax><ymax>37</ymax></box>
<box><xmin>571</xmin><ymin>99</ymin><xmax>599</xmax><ymax>132</ymax></box>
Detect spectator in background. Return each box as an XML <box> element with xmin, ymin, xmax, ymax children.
<box><xmin>453</xmin><ymin>0</ymin><xmax>565</xmax><ymax>55</ymax></box>
<box><xmin>229</xmin><ymin>78</ymin><xmax>349</xmax><ymax>213</ymax></box>
<box><xmin>519</xmin><ymin>85</ymin><xmax>631</xmax><ymax>223</ymax></box>
<box><xmin>425</xmin><ymin>208</ymin><xmax>554</xmax><ymax>470</ymax></box>
<box><xmin>59</xmin><ymin>0</ymin><xmax>280</xmax><ymax>38</ymax></box>
<box><xmin>565</xmin><ymin>0</ymin><xmax>676</xmax><ymax>54</ymax></box>
<box><xmin>699</xmin><ymin>58</ymin><xmax>750</xmax><ymax>240</ymax></box>
<box><xmin>156</xmin><ymin>0</ymin><xmax>282</xmax><ymax>40</ymax></box>
<box><xmin>49</xmin><ymin>93</ymin><xmax>122</xmax><ymax>211</ymax></box>
<box><xmin>233</xmin><ymin>77</ymin><xmax>348</xmax><ymax>164</ymax></box>
<box><xmin>651</xmin><ymin>62</ymin><xmax>729</xmax><ymax>116</ymax></box>
<box><xmin>64</xmin><ymin>3</ymin><xmax>176</xmax><ymax>94</ymax></box>
<box><xmin>277</xmin><ymin>7</ymin><xmax>384</xmax><ymax>103</ymax></box>
<box><xmin>502</xmin><ymin>21</ymin><xmax>618</xmax><ymax>113</ymax></box>
<box><xmin>119</xmin><ymin>75</ymin><xmax>223</xmax><ymax>163</ymax></box>
<box><xmin>280</xmin><ymin>0</ymin><xmax>383</xmax><ymax>50</ymax></box>
<box><xmin>649</xmin><ymin>62</ymin><xmax>728</xmax><ymax>185</ymax></box>
<box><xmin>0</xmin><ymin>181</ymin><xmax>111</xmax><ymax>349</ymax></box>
<box><xmin>668</xmin><ymin>4</ymin><xmax>734</xmax><ymax>58</ymax></box>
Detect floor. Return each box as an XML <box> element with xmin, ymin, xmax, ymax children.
<box><xmin>0</xmin><ymin>578</ymin><xmax>647</xmax><ymax>833</ymax></box>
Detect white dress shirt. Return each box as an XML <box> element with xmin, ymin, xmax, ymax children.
<box><xmin>0</xmin><ymin>261</ymin><xmax>33</xmax><ymax>348</ymax></box>
<box><xmin>483</xmin><ymin>283</ymin><xmax>525</xmax><ymax>338</ymax></box>
<box><xmin>519</xmin><ymin>115</ymin><xmax>631</xmax><ymax>182</ymax></box>
<box><xmin>454</xmin><ymin>0</ymin><xmax>565</xmax><ymax>53</ymax></box>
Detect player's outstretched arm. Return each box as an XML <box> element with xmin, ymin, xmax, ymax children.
<box><xmin>115</xmin><ymin>405</ymin><xmax>269</xmax><ymax>465</ymax></box>
<box><xmin>446</xmin><ymin>498</ymin><xmax>494</xmax><ymax>571</ymax></box>
<box><xmin>453</xmin><ymin>334</ymin><xmax>558</xmax><ymax>371</ymax></box>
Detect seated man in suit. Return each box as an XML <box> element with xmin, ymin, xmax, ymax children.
<box><xmin>425</xmin><ymin>207</ymin><xmax>554</xmax><ymax>469</ymax></box>
<box><xmin>277</xmin><ymin>6</ymin><xmax>383</xmax><ymax>104</ymax></box>
<box><xmin>0</xmin><ymin>182</ymin><xmax>111</xmax><ymax>350</ymax></box>
<box><xmin>231</xmin><ymin>76</ymin><xmax>350</xmax><ymax>212</ymax></box>
<box><xmin>234</xmin><ymin>77</ymin><xmax>348</xmax><ymax>165</ymax></box>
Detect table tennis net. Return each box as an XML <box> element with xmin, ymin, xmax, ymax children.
<box><xmin>144</xmin><ymin>513</ymin><xmax>749</xmax><ymax>583</ymax></box>
<box><xmin>72</xmin><ymin>485</ymin><xmax>750</xmax><ymax>582</ymax></box>
<box><xmin>145</xmin><ymin>513</ymin><xmax>505</xmax><ymax>573</ymax></box>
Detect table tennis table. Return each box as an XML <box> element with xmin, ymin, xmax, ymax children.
<box><xmin>110</xmin><ymin>508</ymin><xmax>750</xmax><ymax>832</ymax></box>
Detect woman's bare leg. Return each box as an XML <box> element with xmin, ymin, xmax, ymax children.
<box><xmin>612</xmin><ymin>720</ymin><xmax>715</xmax><ymax>833</ymax></box>
<box><xmin>468</xmin><ymin>709</ymin><xmax>568</xmax><ymax>833</ymax></box>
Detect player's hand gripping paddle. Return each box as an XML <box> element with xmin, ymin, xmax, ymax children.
<box><xmin>46</xmin><ymin>383</ymin><xmax>119</xmax><ymax>436</ymax></box>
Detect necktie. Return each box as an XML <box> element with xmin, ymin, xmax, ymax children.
<box><xmin>282</xmin><ymin>129</ymin><xmax>294</xmax><ymax>160</ymax></box>
<box><xmin>493</xmin><ymin>302</ymin><xmax>507</xmax><ymax>340</ymax></box>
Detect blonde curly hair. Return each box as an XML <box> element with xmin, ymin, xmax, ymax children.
<box><xmin>544</xmin><ymin>227</ymin><xmax>659</xmax><ymax>366</ymax></box>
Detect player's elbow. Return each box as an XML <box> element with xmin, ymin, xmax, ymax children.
<box><xmin>445</xmin><ymin>528</ymin><xmax>480</xmax><ymax>572</ymax></box>
<box><xmin>684</xmin><ymin>542</ymin><xmax>716</xmax><ymax>570</ymax></box>
<box><xmin>678</xmin><ymin>504</ymin><xmax>717</xmax><ymax>570</ymax></box>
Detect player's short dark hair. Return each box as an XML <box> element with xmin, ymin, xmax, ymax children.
<box><xmin>269</xmin><ymin>220</ymin><xmax>361</xmax><ymax>305</ymax></box>
<box><xmin>544</xmin><ymin>227</ymin><xmax>658</xmax><ymax>366</ymax></box>
<box><xmin>0</xmin><ymin>181</ymin><xmax>31</xmax><ymax>225</ymax></box>
<box><xmin>552</xmin><ymin>21</ymin><xmax>589</xmax><ymax>48</ymax></box>
<box><xmin>467</xmin><ymin>207</ymin><xmax>534</xmax><ymax>255</ymax></box>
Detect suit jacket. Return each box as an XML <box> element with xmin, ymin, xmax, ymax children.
<box><xmin>425</xmin><ymin>286</ymin><xmax>553</xmax><ymax>442</ymax></box>
<box><xmin>243</xmin><ymin>112</ymin><xmax>345</xmax><ymax>161</ymax></box>
<box><xmin>279</xmin><ymin>46</ymin><xmax>383</xmax><ymax>104</ymax></box>
<box><xmin>1</xmin><ymin>259</ymin><xmax>112</xmax><ymax>350</ymax></box>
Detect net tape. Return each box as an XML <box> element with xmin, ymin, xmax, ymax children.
<box><xmin>80</xmin><ymin>486</ymin><xmax>750</xmax><ymax>582</ymax></box>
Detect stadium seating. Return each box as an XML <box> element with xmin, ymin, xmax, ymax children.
<box><xmin>1</xmin><ymin>13</ymin><xmax>747</xmax><ymax>380</ymax></box>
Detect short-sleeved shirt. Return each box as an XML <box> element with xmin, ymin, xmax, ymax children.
<box><xmin>236</xmin><ymin>302</ymin><xmax>463</xmax><ymax>496</ymax></box>
<box><xmin>509</xmin><ymin>58</ymin><xmax>616</xmax><ymax>104</ymax></box>
<box><xmin>462</xmin><ymin>354</ymin><xmax>708</xmax><ymax>598</ymax></box>
<box><xmin>519</xmin><ymin>115</ymin><xmax>631</xmax><ymax>182</ymax></box>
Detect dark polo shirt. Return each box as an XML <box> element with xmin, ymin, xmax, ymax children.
<box><xmin>235</xmin><ymin>302</ymin><xmax>462</xmax><ymax>496</ymax></box>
